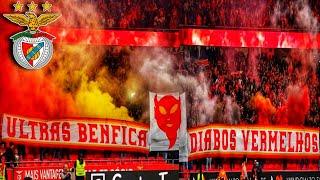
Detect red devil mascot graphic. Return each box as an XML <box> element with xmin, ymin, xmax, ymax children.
<box><xmin>154</xmin><ymin>95</ymin><xmax>181</xmax><ymax>149</ymax></box>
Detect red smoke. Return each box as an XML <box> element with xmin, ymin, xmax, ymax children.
<box><xmin>0</xmin><ymin>0</ymin><xmax>77</xmax><ymax>118</ymax></box>
<box><xmin>287</xmin><ymin>85</ymin><xmax>310</xmax><ymax>125</ymax></box>
<box><xmin>274</xmin><ymin>85</ymin><xmax>310</xmax><ymax>126</ymax></box>
<box><xmin>251</xmin><ymin>92</ymin><xmax>276</xmax><ymax>125</ymax></box>
<box><xmin>275</xmin><ymin>105</ymin><xmax>288</xmax><ymax>125</ymax></box>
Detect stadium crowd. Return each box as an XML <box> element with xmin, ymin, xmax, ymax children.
<box><xmin>77</xmin><ymin>0</ymin><xmax>320</xmax><ymax>30</ymax></box>
<box><xmin>96</xmin><ymin>0</ymin><xmax>180</xmax><ymax>29</ymax></box>
<box><xmin>0</xmin><ymin>48</ymin><xmax>319</xmax><ymax>179</ymax></box>
<box><xmin>181</xmin><ymin>0</ymin><xmax>320</xmax><ymax>30</ymax></box>
<box><xmin>183</xmin><ymin>47</ymin><xmax>320</xmax><ymax>127</ymax></box>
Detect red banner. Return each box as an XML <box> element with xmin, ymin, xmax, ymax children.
<box><xmin>181</xmin><ymin>28</ymin><xmax>320</xmax><ymax>48</ymax></box>
<box><xmin>188</xmin><ymin>125</ymin><xmax>320</xmax><ymax>160</ymax></box>
<box><xmin>2</xmin><ymin>114</ymin><xmax>149</xmax><ymax>153</ymax></box>
<box><xmin>43</xmin><ymin>27</ymin><xmax>180</xmax><ymax>47</ymax></box>
<box><xmin>13</xmin><ymin>166</ymin><xmax>63</xmax><ymax>180</ymax></box>
<box><xmin>43</xmin><ymin>27</ymin><xmax>320</xmax><ymax>49</ymax></box>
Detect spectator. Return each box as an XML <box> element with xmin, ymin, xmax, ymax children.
<box><xmin>217</xmin><ymin>165</ymin><xmax>228</xmax><ymax>180</ymax></box>
<box><xmin>4</xmin><ymin>142</ymin><xmax>14</xmax><ymax>168</ymax></box>
<box><xmin>61</xmin><ymin>164</ymin><xmax>72</xmax><ymax>180</ymax></box>
<box><xmin>197</xmin><ymin>167</ymin><xmax>205</xmax><ymax>180</ymax></box>
<box><xmin>196</xmin><ymin>13</ymin><xmax>202</xmax><ymax>26</ymax></box>
<box><xmin>0</xmin><ymin>156</ymin><xmax>6</xmax><ymax>180</ymax></box>
<box><xmin>0</xmin><ymin>143</ymin><xmax>5</xmax><ymax>157</ymax></box>
<box><xmin>252</xmin><ymin>160</ymin><xmax>262</xmax><ymax>180</ymax></box>
<box><xmin>169</xmin><ymin>7</ymin><xmax>178</xmax><ymax>29</ymax></box>
<box><xmin>119</xmin><ymin>14</ymin><xmax>129</xmax><ymax>28</ymax></box>
<box><xmin>241</xmin><ymin>156</ymin><xmax>248</xmax><ymax>180</ymax></box>
<box><xmin>206</xmin><ymin>157</ymin><xmax>212</xmax><ymax>171</ymax></box>
<box><xmin>106</xmin><ymin>16</ymin><xmax>115</xmax><ymax>28</ymax></box>
<box><xmin>14</xmin><ymin>148</ymin><xmax>20</xmax><ymax>167</ymax></box>
<box><xmin>154</xmin><ymin>9</ymin><xmax>166</xmax><ymax>28</ymax></box>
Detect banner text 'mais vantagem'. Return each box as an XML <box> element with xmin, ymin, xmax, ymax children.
<box><xmin>2</xmin><ymin>114</ymin><xmax>149</xmax><ymax>152</ymax></box>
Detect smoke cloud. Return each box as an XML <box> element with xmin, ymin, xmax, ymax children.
<box><xmin>0</xmin><ymin>0</ymin><xmax>133</xmax><ymax>120</ymax></box>
<box><xmin>286</xmin><ymin>85</ymin><xmax>310</xmax><ymax>125</ymax></box>
<box><xmin>251</xmin><ymin>92</ymin><xmax>276</xmax><ymax>125</ymax></box>
<box><xmin>130</xmin><ymin>48</ymin><xmax>217</xmax><ymax>125</ymax></box>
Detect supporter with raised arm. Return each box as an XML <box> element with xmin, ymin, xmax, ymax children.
<box><xmin>241</xmin><ymin>156</ymin><xmax>248</xmax><ymax>180</ymax></box>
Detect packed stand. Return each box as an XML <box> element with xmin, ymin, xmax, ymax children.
<box><xmin>97</xmin><ymin>0</ymin><xmax>180</xmax><ymax>29</ymax></box>
<box><xmin>182</xmin><ymin>47</ymin><xmax>320</xmax><ymax>128</ymax></box>
<box><xmin>182</xmin><ymin>0</ymin><xmax>320</xmax><ymax>30</ymax></box>
<box><xmin>73</xmin><ymin>0</ymin><xmax>320</xmax><ymax>30</ymax></box>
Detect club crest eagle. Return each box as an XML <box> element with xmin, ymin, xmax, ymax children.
<box><xmin>3</xmin><ymin>12</ymin><xmax>60</xmax><ymax>34</ymax></box>
<box><xmin>3</xmin><ymin>1</ymin><xmax>61</xmax><ymax>70</ymax></box>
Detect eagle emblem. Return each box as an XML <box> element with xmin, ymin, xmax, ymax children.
<box><xmin>3</xmin><ymin>1</ymin><xmax>60</xmax><ymax>70</ymax></box>
<box><xmin>3</xmin><ymin>12</ymin><xmax>60</xmax><ymax>34</ymax></box>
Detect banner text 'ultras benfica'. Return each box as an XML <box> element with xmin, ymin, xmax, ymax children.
<box><xmin>2</xmin><ymin>114</ymin><xmax>149</xmax><ymax>153</ymax></box>
<box><xmin>188</xmin><ymin>125</ymin><xmax>320</xmax><ymax>159</ymax></box>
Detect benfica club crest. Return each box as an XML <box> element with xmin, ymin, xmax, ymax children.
<box><xmin>3</xmin><ymin>1</ymin><xmax>60</xmax><ymax>70</ymax></box>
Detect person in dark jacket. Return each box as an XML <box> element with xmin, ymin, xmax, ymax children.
<box><xmin>4</xmin><ymin>142</ymin><xmax>14</xmax><ymax>168</ymax></box>
<box><xmin>252</xmin><ymin>160</ymin><xmax>262</xmax><ymax>180</ymax></box>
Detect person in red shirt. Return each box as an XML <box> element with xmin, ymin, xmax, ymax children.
<box><xmin>241</xmin><ymin>156</ymin><xmax>248</xmax><ymax>180</ymax></box>
<box><xmin>217</xmin><ymin>165</ymin><xmax>227</xmax><ymax>180</ymax></box>
<box><xmin>0</xmin><ymin>143</ymin><xmax>5</xmax><ymax>158</ymax></box>
<box><xmin>196</xmin><ymin>13</ymin><xmax>202</xmax><ymax>26</ymax></box>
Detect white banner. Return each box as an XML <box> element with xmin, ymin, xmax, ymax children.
<box><xmin>1</xmin><ymin>114</ymin><xmax>149</xmax><ymax>153</ymax></box>
<box><xmin>188</xmin><ymin>125</ymin><xmax>320</xmax><ymax>159</ymax></box>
